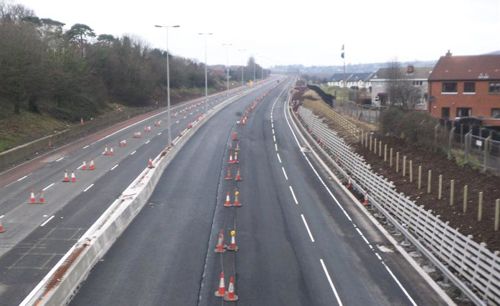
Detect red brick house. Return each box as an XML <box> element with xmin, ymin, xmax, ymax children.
<box><xmin>428</xmin><ymin>52</ymin><xmax>500</xmax><ymax>127</ymax></box>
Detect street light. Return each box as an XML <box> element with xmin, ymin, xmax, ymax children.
<box><xmin>238</xmin><ymin>49</ymin><xmax>247</xmax><ymax>86</ymax></box>
<box><xmin>222</xmin><ymin>43</ymin><xmax>232</xmax><ymax>92</ymax></box>
<box><xmin>198</xmin><ymin>32</ymin><xmax>213</xmax><ymax>113</ymax></box>
<box><xmin>154</xmin><ymin>24</ymin><xmax>180</xmax><ymax>145</ymax></box>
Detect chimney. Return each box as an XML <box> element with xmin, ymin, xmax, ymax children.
<box><xmin>445</xmin><ymin>50</ymin><xmax>452</xmax><ymax>57</ymax></box>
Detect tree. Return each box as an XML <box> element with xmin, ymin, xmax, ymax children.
<box><xmin>65</xmin><ymin>23</ymin><xmax>95</xmax><ymax>57</ymax></box>
<box><xmin>385</xmin><ymin>61</ymin><xmax>422</xmax><ymax>110</ymax></box>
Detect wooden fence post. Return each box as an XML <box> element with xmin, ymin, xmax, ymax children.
<box><xmin>438</xmin><ymin>174</ymin><xmax>443</xmax><ymax>200</ymax></box>
<box><xmin>369</xmin><ymin>135</ymin><xmax>373</xmax><ymax>152</ymax></box>
<box><xmin>495</xmin><ymin>199</ymin><xmax>500</xmax><ymax>231</ymax></box>
<box><xmin>427</xmin><ymin>170</ymin><xmax>432</xmax><ymax>194</ymax></box>
<box><xmin>402</xmin><ymin>156</ymin><xmax>407</xmax><ymax>177</ymax></box>
<box><xmin>390</xmin><ymin>148</ymin><xmax>393</xmax><ymax>167</ymax></box>
<box><xmin>396</xmin><ymin>152</ymin><xmax>400</xmax><ymax>172</ymax></box>
<box><xmin>379</xmin><ymin>141</ymin><xmax>382</xmax><ymax>157</ymax></box>
<box><xmin>418</xmin><ymin>165</ymin><xmax>422</xmax><ymax>189</ymax></box>
<box><xmin>463</xmin><ymin>185</ymin><xmax>468</xmax><ymax>213</ymax></box>
<box><xmin>477</xmin><ymin>192</ymin><xmax>483</xmax><ymax>221</ymax></box>
<box><xmin>409</xmin><ymin>160</ymin><xmax>413</xmax><ymax>182</ymax></box>
<box><xmin>449</xmin><ymin>179</ymin><xmax>455</xmax><ymax>206</ymax></box>
<box><xmin>384</xmin><ymin>144</ymin><xmax>387</xmax><ymax>162</ymax></box>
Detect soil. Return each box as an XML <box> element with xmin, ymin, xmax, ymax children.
<box><xmin>298</xmin><ymin>89</ymin><xmax>500</xmax><ymax>251</ymax></box>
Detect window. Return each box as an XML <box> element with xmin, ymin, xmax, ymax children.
<box><xmin>456</xmin><ymin>107</ymin><xmax>472</xmax><ymax>117</ymax></box>
<box><xmin>441</xmin><ymin>107</ymin><xmax>450</xmax><ymax>118</ymax></box>
<box><xmin>463</xmin><ymin>82</ymin><xmax>475</xmax><ymax>93</ymax></box>
<box><xmin>412</xmin><ymin>80</ymin><xmax>423</xmax><ymax>86</ymax></box>
<box><xmin>442</xmin><ymin>82</ymin><xmax>457</xmax><ymax>93</ymax></box>
<box><xmin>489</xmin><ymin>82</ymin><xmax>500</xmax><ymax>93</ymax></box>
<box><xmin>492</xmin><ymin>108</ymin><xmax>500</xmax><ymax>118</ymax></box>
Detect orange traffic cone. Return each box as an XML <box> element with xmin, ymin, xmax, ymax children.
<box><xmin>148</xmin><ymin>158</ymin><xmax>154</xmax><ymax>169</ymax></box>
<box><xmin>63</xmin><ymin>170</ymin><xmax>70</xmax><ymax>182</ymax></box>
<box><xmin>109</xmin><ymin>147</ymin><xmax>114</xmax><ymax>156</ymax></box>
<box><xmin>81</xmin><ymin>161</ymin><xmax>87</xmax><ymax>171</ymax></box>
<box><xmin>233</xmin><ymin>190</ymin><xmax>242</xmax><ymax>207</ymax></box>
<box><xmin>0</xmin><ymin>221</ymin><xmax>5</xmax><ymax>233</ymax></box>
<box><xmin>223</xmin><ymin>192</ymin><xmax>232</xmax><ymax>207</ymax></box>
<box><xmin>234</xmin><ymin>168</ymin><xmax>242</xmax><ymax>182</ymax></box>
<box><xmin>234</xmin><ymin>142</ymin><xmax>240</xmax><ymax>152</ymax></box>
<box><xmin>39</xmin><ymin>191</ymin><xmax>45</xmax><ymax>204</ymax></box>
<box><xmin>71</xmin><ymin>172</ymin><xmax>76</xmax><ymax>183</ymax></box>
<box><xmin>214</xmin><ymin>230</ymin><xmax>226</xmax><ymax>253</ymax></box>
<box><xmin>103</xmin><ymin>146</ymin><xmax>109</xmax><ymax>155</ymax></box>
<box><xmin>214</xmin><ymin>272</ymin><xmax>226</xmax><ymax>297</ymax></box>
<box><xmin>89</xmin><ymin>160</ymin><xmax>95</xmax><ymax>171</ymax></box>
<box><xmin>224</xmin><ymin>276</ymin><xmax>238</xmax><ymax>302</ymax></box>
<box><xmin>228</xmin><ymin>150</ymin><xmax>235</xmax><ymax>164</ymax></box>
<box><xmin>233</xmin><ymin>151</ymin><xmax>239</xmax><ymax>164</ymax></box>
<box><xmin>231</xmin><ymin>132</ymin><xmax>238</xmax><ymax>141</ymax></box>
<box><xmin>29</xmin><ymin>191</ymin><xmax>36</xmax><ymax>204</ymax></box>
<box><xmin>224</xmin><ymin>167</ymin><xmax>233</xmax><ymax>180</ymax></box>
<box><xmin>227</xmin><ymin>230</ymin><xmax>238</xmax><ymax>251</ymax></box>
<box><xmin>362</xmin><ymin>194</ymin><xmax>369</xmax><ymax>206</ymax></box>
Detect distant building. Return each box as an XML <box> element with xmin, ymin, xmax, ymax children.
<box><xmin>327</xmin><ymin>72</ymin><xmax>373</xmax><ymax>89</ymax></box>
<box><xmin>428</xmin><ymin>52</ymin><xmax>500</xmax><ymax>126</ymax></box>
<box><xmin>370</xmin><ymin>65</ymin><xmax>432</xmax><ymax>108</ymax></box>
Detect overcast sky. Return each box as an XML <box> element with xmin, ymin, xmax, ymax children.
<box><xmin>15</xmin><ymin>0</ymin><xmax>500</xmax><ymax>67</ymax></box>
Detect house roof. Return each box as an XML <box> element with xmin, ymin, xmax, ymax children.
<box><xmin>330</xmin><ymin>72</ymin><xmax>373</xmax><ymax>82</ymax></box>
<box><xmin>429</xmin><ymin>54</ymin><xmax>500</xmax><ymax>81</ymax></box>
<box><xmin>371</xmin><ymin>66</ymin><xmax>433</xmax><ymax>80</ymax></box>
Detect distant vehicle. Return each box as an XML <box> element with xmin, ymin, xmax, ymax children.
<box><xmin>453</xmin><ymin>116</ymin><xmax>482</xmax><ymax>129</ymax></box>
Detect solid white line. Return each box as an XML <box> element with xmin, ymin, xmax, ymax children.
<box><xmin>277</xmin><ymin>153</ymin><xmax>282</xmax><ymax>163</ymax></box>
<box><xmin>82</xmin><ymin>145</ymin><xmax>90</xmax><ymax>149</ymax></box>
<box><xmin>382</xmin><ymin>263</ymin><xmax>418</xmax><ymax>306</ymax></box>
<box><xmin>55</xmin><ymin>157</ymin><xmax>64</xmax><ymax>162</ymax></box>
<box><xmin>130</xmin><ymin>150</ymin><xmax>136</xmax><ymax>155</ymax></box>
<box><xmin>83</xmin><ymin>184</ymin><xmax>94</xmax><ymax>192</ymax></box>
<box><xmin>145</xmin><ymin>140</ymin><xmax>150</xmax><ymax>144</ymax></box>
<box><xmin>40</xmin><ymin>215</ymin><xmax>55</xmax><ymax>227</ymax></box>
<box><xmin>320</xmin><ymin>259</ymin><xmax>344</xmax><ymax>306</ymax></box>
<box><xmin>301</xmin><ymin>214</ymin><xmax>315</xmax><ymax>242</ymax></box>
<box><xmin>289</xmin><ymin>185</ymin><xmax>298</xmax><ymax>205</ymax></box>
<box><xmin>282</xmin><ymin>167</ymin><xmax>289</xmax><ymax>180</ymax></box>
<box><xmin>110</xmin><ymin>164</ymin><xmax>119</xmax><ymax>171</ymax></box>
<box><xmin>17</xmin><ymin>175</ymin><xmax>28</xmax><ymax>182</ymax></box>
<box><xmin>42</xmin><ymin>183</ymin><xmax>55</xmax><ymax>191</ymax></box>
<box><xmin>275</xmin><ymin>143</ymin><xmax>278</xmax><ymax>152</ymax></box>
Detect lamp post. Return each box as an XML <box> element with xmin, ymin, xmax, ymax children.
<box><xmin>238</xmin><ymin>49</ymin><xmax>247</xmax><ymax>86</ymax></box>
<box><xmin>198</xmin><ymin>32</ymin><xmax>213</xmax><ymax>113</ymax></box>
<box><xmin>222</xmin><ymin>43</ymin><xmax>232</xmax><ymax>92</ymax></box>
<box><xmin>154</xmin><ymin>24</ymin><xmax>180</xmax><ymax>145</ymax></box>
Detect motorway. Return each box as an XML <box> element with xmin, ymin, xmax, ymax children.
<box><xmin>70</xmin><ymin>78</ymin><xmax>447</xmax><ymax>306</ymax></box>
<box><xmin>0</xmin><ymin>83</ymin><xmax>270</xmax><ymax>305</ymax></box>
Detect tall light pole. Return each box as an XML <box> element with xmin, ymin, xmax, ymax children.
<box><xmin>253</xmin><ymin>56</ymin><xmax>256</xmax><ymax>82</ymax></box>
<box><xmin>222</xmin><ymin>43</ymin><xmax>232</xmax><ymax>92</ymax></box>
<box><xmin>238</xmin><ymin>49</ymin><xmax>246</xmax><ymax>86</ymax></box>
<box><xmin>198</xmin><ymin>32</ymin><xmax>212</xmax><ymax>113</ymax></box>
<box><xmin>154</xmin><ymin>24</ymin><xmax>180</xmax><ymax>145</ymax></box>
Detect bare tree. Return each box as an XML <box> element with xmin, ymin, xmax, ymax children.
<box><xmin>386</xmin><ymin>61</ymin><xmax>421</xmax><ymax>110</ymax></box>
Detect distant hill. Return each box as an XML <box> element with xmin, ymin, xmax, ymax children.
<box><xmin>272</xmin><ymin>60</ymin><xmax>436</xmax><ymax>76</ymax></box>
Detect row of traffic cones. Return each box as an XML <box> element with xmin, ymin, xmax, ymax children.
<box><xmin>224</xmin><ymin>166</ymin><xmax>242</xmax><ymax>182</ymax></box>
<box><xmin>223</xmin><ymin>191</ymin><xmax>242</xmax><ymax>207</ymax></box>
<box><xmin>214</xmin><ymin>229</ymin><xmax>239</xmax><ymax>253</ymax></box>
<box><xmin>215</xmin><ymin>272</ymin><xmax>238</xmax><ymax>301</ymax></box>
<box><xmin>29</xmin><ymin>191</ymin><xmax>45</xmax><ymax>204</ymax></box>
<box><xmin>103</xmin><ymin>146</ymin><xmax>114</xmax><ymax>156</ymax></box>
<box><xmin>228</xmin><ymin>150</ymin><xmax>239</xmax><ymax>164</ymax></box>
<box><xmin>62</xmin><ymin>170</ymin><xmax>77</xmax><ymax>183</ymax></box>
<box><xmin>81</xmin><ymin>160</ymin><xmax>95</xmax><ymax>170</ymax></box>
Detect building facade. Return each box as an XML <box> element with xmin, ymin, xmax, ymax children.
<box><xmin>370</xmin><ymin>66</ymin><xmax>432</xmax><ymax>108</ymax></box>
<box><xmin>428</xmin><ymin>53</ymin><xmax>500</xmax><ymax>126</ymax></box>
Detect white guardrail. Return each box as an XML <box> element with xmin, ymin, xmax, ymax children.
<box><xmin>20</xmin><ymin>91</ymin><xmax>247</xmax><ymax>306</ymax></box>
<box><xmin>294</xmin><ymin>106</ymin><xmax>500</xmax><ymax>306</ymax></box>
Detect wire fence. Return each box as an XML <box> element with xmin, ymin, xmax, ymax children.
<box><xmin>333</xmin><ymin>100</ymin><xmax>380</xmax><ymax>124</ymax></box>
<box><xmin>296</xmin><ymin>106</ymin><xmax>500</xmax><ymax>306</ymax></box>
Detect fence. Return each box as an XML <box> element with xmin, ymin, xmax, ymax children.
<box><xmin>333</xmin><ymin>100</ymin><xmax>380</xmax><ymax>124</ymax></box>
<box><xmin>295</xmin><ymin>106</ymin><xmax>500</xmax><ymax>306</ymax></box>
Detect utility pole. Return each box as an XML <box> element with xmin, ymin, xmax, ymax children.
<box><xmin>222</xmin><ymin>43</ymin><xmax>232</xmax><ymax>92</ymax></box>
<box><xmin>198</xmin><ymin>32</ymin><xmax>213</xmax><ymax>113</ymax></box>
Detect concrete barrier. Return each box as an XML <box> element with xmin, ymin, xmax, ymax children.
<box><xmin>19</xmin><ymin>90</ymin><xmax>249</xmax><ymax>306</ymax></box>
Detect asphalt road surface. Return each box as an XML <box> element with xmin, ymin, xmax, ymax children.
<box><xmin>70</xmin><ymin>78</ymin><xmax>447</xmax><ymax>306</ymax></box>
<box><xmin>0</xmin><ymin>83</ymin><xmax>270</xmax><ymax>305</ymax></box>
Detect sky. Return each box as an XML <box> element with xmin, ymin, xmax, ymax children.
<box><xmin>13</xmin><ymin>0</ymin><xmax>500</xmax><ymax>67</ymax></box>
